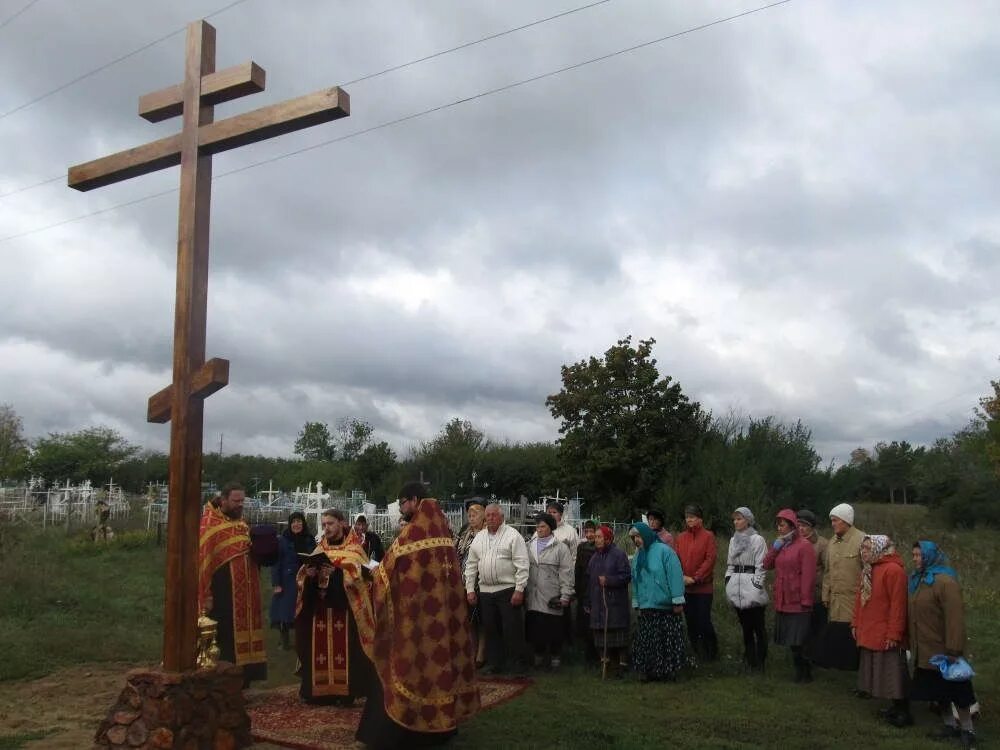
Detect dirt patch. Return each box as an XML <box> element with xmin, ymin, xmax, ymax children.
<box><xmin>0</xmin><ymin>664</ymin><xmax>290</xmax><ymax>749</ymax></box>
<box><xmin>0</xmin><ymin>663</ymin><xmax>144</xmax><ymax>748</ymax></box>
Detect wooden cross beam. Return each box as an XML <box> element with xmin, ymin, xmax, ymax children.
<box><xmin>67</xmin><ymin>20</ymin><xmax>351</xmax><ymax>674</ymax></box>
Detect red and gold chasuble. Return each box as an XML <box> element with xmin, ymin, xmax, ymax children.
<box><xmin>295</xmin><ymin>536</ymin><xmax>376</xmax><ymax>697</ymax></box>
<box><xmin>198</xmin><ymin>502</ymin><xmax>265</xmax><ymax>668</ymax></box>
<box><xmin>371</xmin><ymin>498</ymin><xmax>480</xmax><ymax>733</ymax></box>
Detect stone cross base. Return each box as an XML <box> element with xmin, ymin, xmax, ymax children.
<box><xmin>93</xmin><ymin>663</ymin><xmax>252</xmax><ymax>749</ymax></box>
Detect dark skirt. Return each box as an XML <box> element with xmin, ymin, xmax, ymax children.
<box><xmin>774</xmin><ymin>612</ymin><xmax>812</xmax><ymax>647</ymax></box>
<box><xmin>631</xmin><ymin>609</ymin><xmax>686</xmax><ymax>678</ymax></box>
<box><xmin>526</xmin><ymin>610</ymin><xmax>565</xmax><ymax>651</ymax></box>
<box><xmin>808</xmin><ymin>620</ymin><xmax>859</xmax><ymax>669</ymax></box>
<box><xmin>858</xmin><ymin>648</ymin><xmax>909</xmax><ymax>699</ymax></box>
<box><xmin>909</xmin><ymin>667</ymin><xmax>977</xmax><ymax>709</ymax></box>
<box><xmin>592</xmin><ymin>626</ymin><xmax>630</xmax><ymax>650</ymax></box>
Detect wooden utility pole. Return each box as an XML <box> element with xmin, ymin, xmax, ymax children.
<box><xmin>68</xmin><ymin>20</ymin><xmax>350</xmax><ymax>673</ymax></box>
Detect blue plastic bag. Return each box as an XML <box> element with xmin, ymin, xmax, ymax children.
<box><xmin>929</xmin><ymin>654</ymin><xmax>975</xmax><ymax>682</ymax></box>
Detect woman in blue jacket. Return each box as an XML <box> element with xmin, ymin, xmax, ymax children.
<box><xmin>629</xmin><ymin>522</ymin><xmax>687</xmax><ymax>682</ymax></box>
<box><xmin>270</xmin><ymin>511</ymin><xmax>315</xmax><ymax>649</ymax></box>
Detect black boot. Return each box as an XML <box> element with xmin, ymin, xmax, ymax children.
<box><xmin>801</xmin><ymin>659</ymin><xmax>813</xmax><ymax>683</ymax></box>
<box><xmin>280</xmin><ymin>624</ymin><xmax>291</xmax><ymax>651</ymax></box>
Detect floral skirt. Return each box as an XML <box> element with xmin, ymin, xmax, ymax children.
<box><xmin>631</xmin><ymin>609</ymin><xmax>687</xmax><ymax>678</ymax></box>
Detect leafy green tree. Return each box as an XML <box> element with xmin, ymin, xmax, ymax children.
<box><xmin>337</xmin><ymin>417</ymin><xmax>374</xmax><ymax>461</ymax></box>
<box><xmin>978</xmin><ymin>375</ymin><xmax>1000</xmax><ymax>477</ymax></box>
<box><xmin>115</xmin><ymin>450</ymin><xmax>169</xmax><ymax>492</ymax></box>
<box><xmin>874</xmin><ymin>440</ymin><xmax>919</xmax><ymax>504</ymax></box>
<box><xmin>0</xmin><ymin>403</ymin><xmax>29</xmax><ymax>482</ymax></box>
<box><xmin>477</xmin><ymin>442</ymin><xmax>559</xmax><ymax>500</ymax></box>
<box><xmin>410</xmin><ymin>418</ymin><xmax>488</xmax><ymax>499</ymax></box>
<box><xmin>28</xmin><ymin>426</ymin><xmax>139</xmax><ymax>485</ymax></box>
<box><xmin>293</xmin><ymin>421</ymin><xmax>335</xmax><ymax>462</ymax></box>
<box><xmin>356</xmin><ymin>441</ymin><xmax>397</xmax><ymax>493</ymax></box>
<box><xmin>546</xmin><ymin>336</ymin><xmax>708</xmax><ymax>519</ymax></box>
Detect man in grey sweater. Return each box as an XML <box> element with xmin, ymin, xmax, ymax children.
<box><xmin>465</xmin><ymin>503</ymin><xmax>530</xmax><ymax>675</ymax></box>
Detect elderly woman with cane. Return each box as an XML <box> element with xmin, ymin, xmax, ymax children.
<box><xmin>586</xmin><ymin>524</ymin><xmax>631</xmax><ymax>678</ymax></box>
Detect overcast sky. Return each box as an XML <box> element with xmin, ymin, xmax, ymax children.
<box><xmin>1</xmin><ymin>0</ymin><xmax>997</xmax><ymax>467</ymax></box>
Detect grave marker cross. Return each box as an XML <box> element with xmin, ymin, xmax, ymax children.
<box><xmin>67</xmin><ymin>20</ymin><xmax>350</xmax><ymax>673</ymax></box>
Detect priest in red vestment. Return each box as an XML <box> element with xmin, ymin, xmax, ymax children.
<box><xmin>198</xmin><ymin>482</ymin><xmax>267</xmax><ymax>684</ymax></box>
<box><xmin>355</xmin><ymin>482</ymin><xmax>480</xmax><ymax>748</ymax></box>
<box><xmin>295</xmin><ymin>508</ymin><xmax>376</xmax><ymax>705</ymax></box>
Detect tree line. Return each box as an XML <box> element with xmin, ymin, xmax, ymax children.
<box><xmin>1</xmin><ymin>337</ymin><xmax>997</xmax><ymax>527</ymax></box>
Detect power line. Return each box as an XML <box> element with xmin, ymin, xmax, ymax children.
<box><xmin>0</xmin><ymin>0</ymin><xmax>254</xmax><ymax>121</ymax></box>
<box><xmin>0</xmin><ymin>0</ymin><xmax>793</xmax><ymax>245</ymax></box>
<box><xmin>341</xmin><ymin>0</ymin><xmax>612</xmax><ymax>88</ymax></box>
<box><xmin>0</xmin><ymin>0</ymin><xmax>613</xmax><ymax>200</ymax></box>
<box><xmin>0</xmin><ymin>0</ymin><xmax>41</xmax><ymax>30</ymax></box>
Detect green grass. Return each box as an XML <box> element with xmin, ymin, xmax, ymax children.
<box><xmin>0</xmin><ymin>731</ymin><xmax>56</xmax><ymax>749</ymax></box>
<box><xmin>0</xmin><ymin>503</ymin><xmax>995</xmax><ymax>748</ymax></box>
<box><xmin>0</xmin><ymin>527</ymin><xmax>164</xmax><ymax>681</ymax></box>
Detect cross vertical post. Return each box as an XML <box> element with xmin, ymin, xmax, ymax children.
<box><xmin>68</xmin><ymin>18</ymin><xmax>350</xmax><ymax>675</ymax></box>
<box><xmin>162</xmin><ymin>20</ymin><xmax>216</xmax><ymax>674</ymax></box>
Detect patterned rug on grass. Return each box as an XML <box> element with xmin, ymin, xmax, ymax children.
<box><xmin>246</xmin><ymin>677</ymin><xmax>531</xmax><ymax>750</ymax></box>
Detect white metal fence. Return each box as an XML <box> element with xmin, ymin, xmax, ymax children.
<box><xmin>0</xmin><ymin>479</ymin><xmax>130</xmax><ymax>527</ymax></box>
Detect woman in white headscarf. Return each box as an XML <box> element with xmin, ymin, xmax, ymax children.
<box><xmin>725</xmin><ymin>506</ymin><xmax>769</xmax><ymax>671</ymax></box>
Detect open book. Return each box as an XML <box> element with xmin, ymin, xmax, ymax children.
<box><xmin>297</xmin><ymin>550</ymin><xmax>380</xmax><ymax>571</ymax></box>
<box><xmin>298</xmin><ymin>549</ymin><xmax>332</xmax><ymax>567</ymax></box>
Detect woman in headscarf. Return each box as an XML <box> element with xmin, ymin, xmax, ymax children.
<box><xmin>725</xmin><ymin>507</ymin><xmax>769</xmax><ymax>672</ymax></box>
<box><xmin>270</xmin><ymin>511</ymin><xmax>315</xmax><ymax>650</ymax></box>
<box><xmin>525</xmin><ymin>512</ymin><xmax>574</xmax><ymax>670</ymax></box>
<box><xmin>851</xmin><ymin>535</ymin><xmax>912</xmax><ymax>727</ymax></box>
<box><xmin>586</xmin><ymin>525</ymin><xmax>631</xmax><ymax>677</ymax></box>
<box><xmin>455</xmin><ymin>498</ymin><xmax>487</xmax><ymax>667</ymax></box>
<box><xmin>762</xmin><ymin>508</ymin><xmax>817</xmax><ymax>682</ymax></box>
<box><xmin>629</xmin><ymin>522</ymin><xmax>686</xmax><ymax>682</ymax></box>
<box><xmin>908</xmin><ymin>540</ymin><xmax>978</xmax><ymax>747</ymax></box>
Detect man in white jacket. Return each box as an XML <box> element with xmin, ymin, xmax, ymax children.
<box><xmin>465</xmin><ymin>503</ymin><xmax>530</xmax><ymax>675</ymax></box>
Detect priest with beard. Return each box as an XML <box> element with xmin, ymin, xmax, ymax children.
<box><xmin>356</xmin><ymin>482</ymin><xmax>480</xmax><ymax>749</ymax></box>
<box><xmin>199</xmin><ymin>482</ymin><xmax>270</xmax><ymax>685</ymax></box>
<box><xmin>294</xmin><ymin>508</ymin><xmax>377</xmax><ymax>706</ymax></box>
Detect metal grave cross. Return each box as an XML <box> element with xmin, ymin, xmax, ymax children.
<box><xmin>67</xmin><ymin>20</ymin><xmax>350</xmax><ymax>673</ymax></box>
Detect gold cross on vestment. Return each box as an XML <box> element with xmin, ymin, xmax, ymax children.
<box><xmin>334</xmin><ymin>620</ymin><xmax>344</xmax><ymax>631</ymax></box>
<box><xmin>317</xmin><ymin>654</ymin><xmax>327</xmax><ymax>666</ymax></box>
<box><xmin>66</xmin><ymin>19</ymin><xmax>349</xmax><ymax>674</ymax></box>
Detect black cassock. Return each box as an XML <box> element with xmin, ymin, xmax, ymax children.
<box><xmin>294</xmin><ymin>568</ymin><xmax>374</xmax><ymax>705</ymax></box>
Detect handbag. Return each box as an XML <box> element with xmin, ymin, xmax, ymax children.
<box><xmin>929</xmin><ymin>654</ymin><xmax>975</xmax><ymax>682</ymax></box>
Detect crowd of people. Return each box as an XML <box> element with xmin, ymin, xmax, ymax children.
<box><xmin>198</xmin><ymin>484</ymin><xmax>980</xmax><ymax>750</ymax></box>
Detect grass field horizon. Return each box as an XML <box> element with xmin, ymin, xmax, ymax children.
<box><xmin>0</xmin><ymin>502</ymin><xmax>995</xmax><ymax>748</ymax></box>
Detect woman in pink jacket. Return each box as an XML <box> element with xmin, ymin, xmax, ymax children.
<box><xmin>763</xmin><ymin>508</ymin><xmax>817</xmax><ymax>683</ymax></box>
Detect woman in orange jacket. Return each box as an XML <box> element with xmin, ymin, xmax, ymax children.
<box><xmin>851</xmin><ymin>534</ymin><xmax>912</xmax><ymax>728</ymax></box>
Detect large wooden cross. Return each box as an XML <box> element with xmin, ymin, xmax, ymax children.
<box><xmin>67</xmin><ymin>20</ymin><xmax>350</xmax><ymax>673</ymax></box>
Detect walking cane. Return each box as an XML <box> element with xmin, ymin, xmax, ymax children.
<box><xmin>601</xmin><ymin>585</ymin><xmax>609</xmax><ymax>680</ymax></box>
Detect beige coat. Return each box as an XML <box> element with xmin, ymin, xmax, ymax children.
<box><xmin>909</xmin><ymin>573</ymin><xmax>966</xmax><ymax>670</ymax></box>
<box><xmin>822</xmin><ymin>524</ymin><xmax>864</xmax><ymax>622</ymax></box>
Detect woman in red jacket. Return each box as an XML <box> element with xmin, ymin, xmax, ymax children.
<box><xmin>762</xmin><ymin>508</ymin><xmax>817</xmax><ymax>682</ymax></box>
<box><xmin>852</xmin><ymin>534</ymin><xmax>912</xmax><ymax>727</ymax></box>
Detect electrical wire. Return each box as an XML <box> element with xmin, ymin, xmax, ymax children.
<box><xmin>0</xmin><ymin>0</ymin><xmax>613</xmax><ymax>199</ymax></box>
<box><xmin>0</xmin><ymin>0</ymin><xmax>254</xmax><ymax>121</ymax></box>
<box><xmin>0</xmin><ymin>0</ymin><xmax>793</xmax><ymax>244</ymax></box>
<box><xmin>0</xmin><ymin>0</ymin><xmax>41</xmax><ymax>30</ymax></box>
